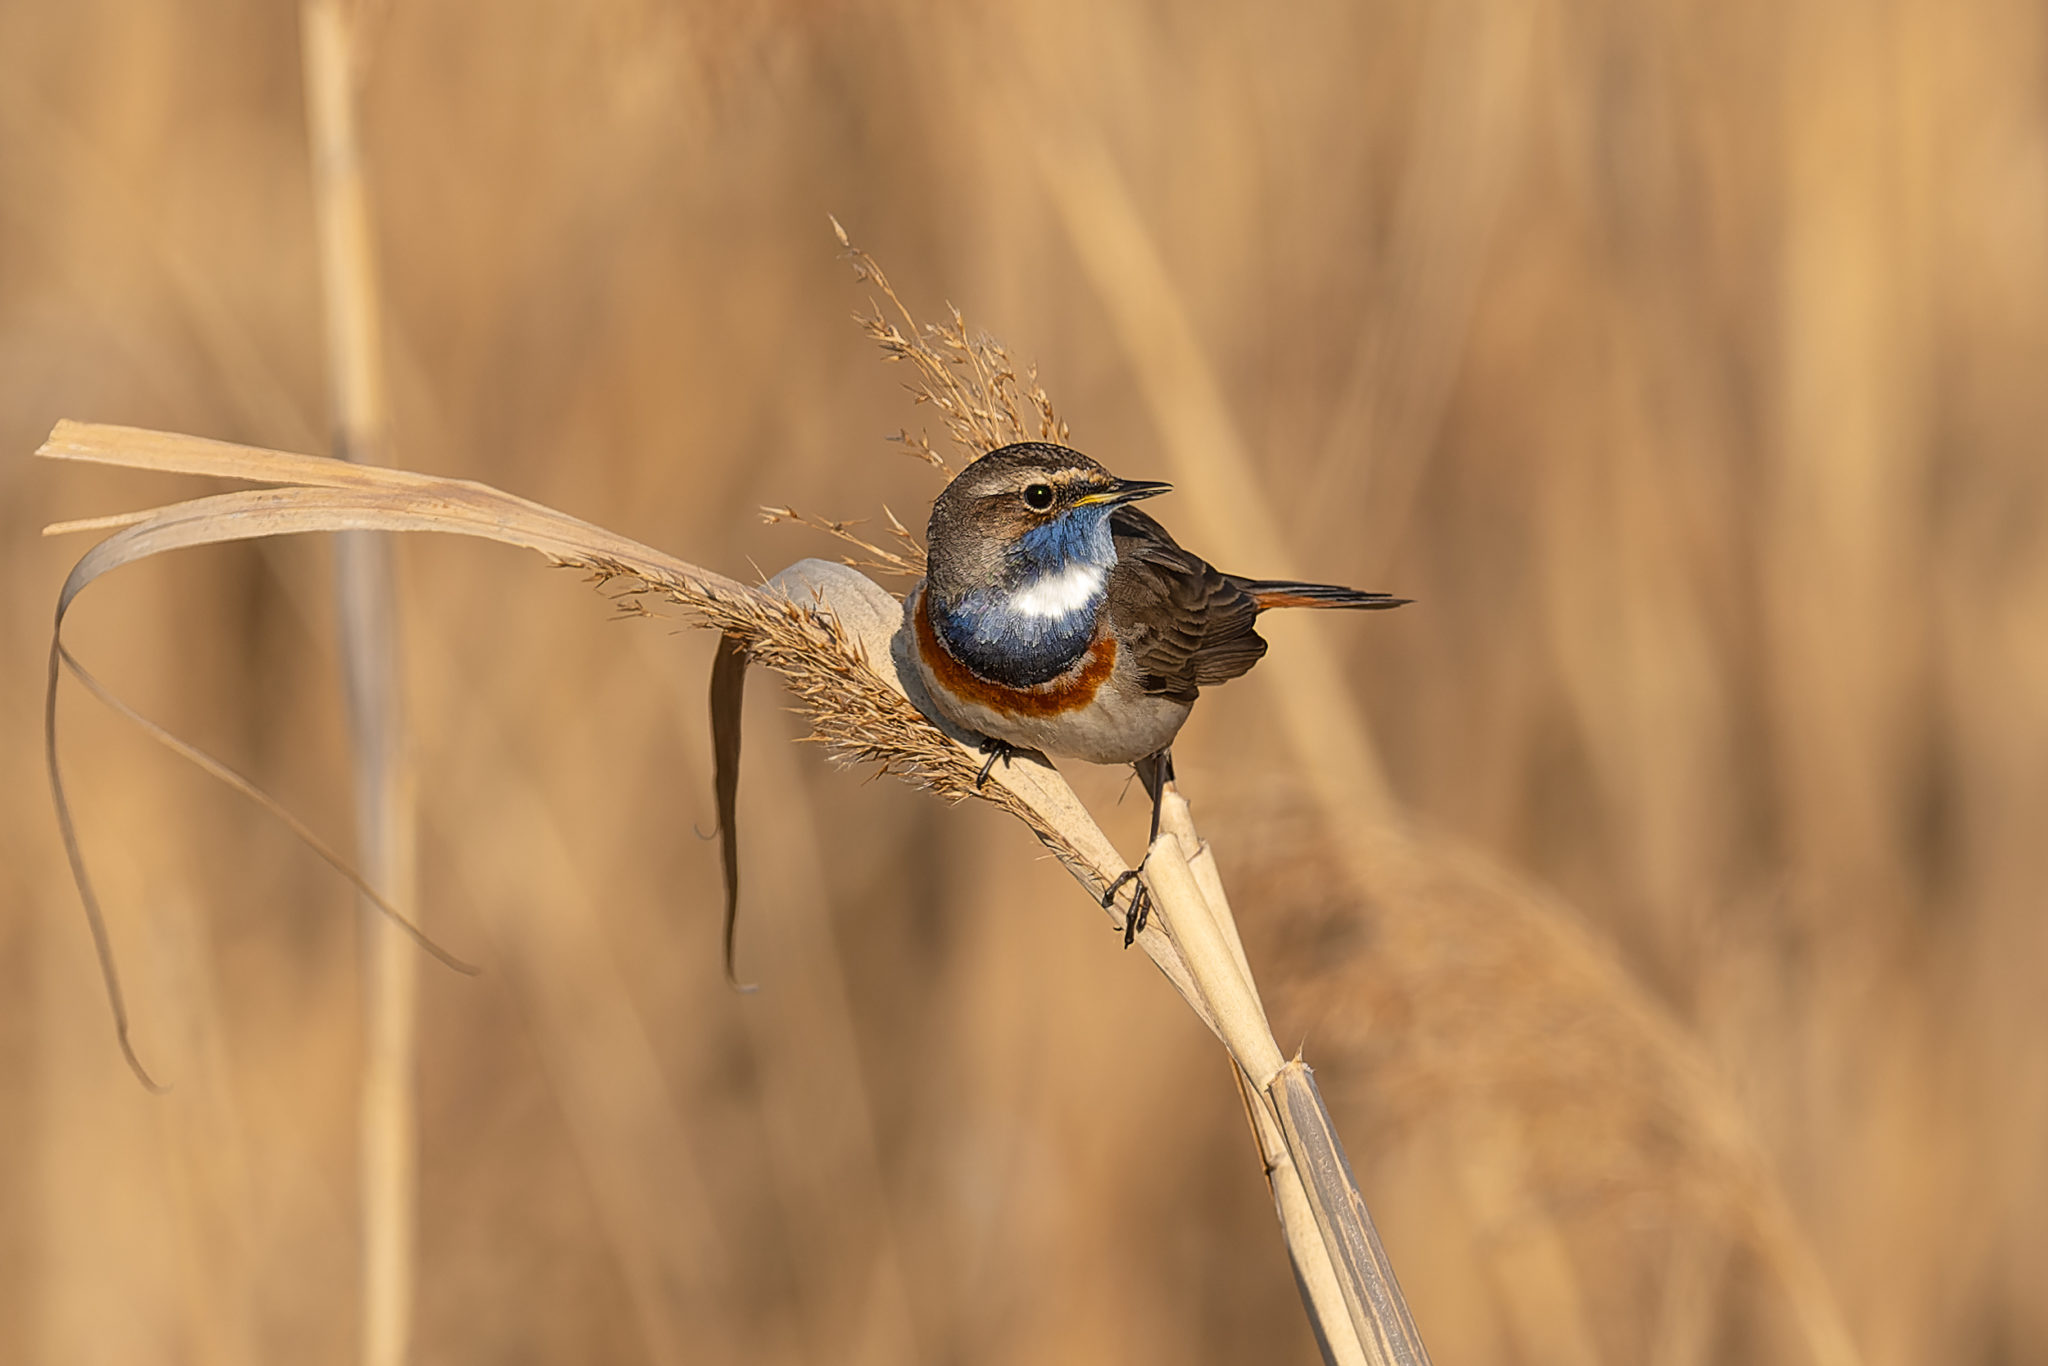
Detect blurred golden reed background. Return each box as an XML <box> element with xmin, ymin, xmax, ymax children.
<box><xmin>4</xmin><ymin>1</ymin><xmax>2045</xmax><ymax>1363</ymax></box>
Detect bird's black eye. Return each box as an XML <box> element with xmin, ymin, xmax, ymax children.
<box><xmin>1023</xmin><ymin>483</ymin><xmax>1056</xmax><ymax>511</ymax></box>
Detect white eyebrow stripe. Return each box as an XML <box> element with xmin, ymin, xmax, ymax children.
<box><xmin>1008</xmin><ymin>563</ymin><xmax>1106</xmax><ymax>619</ymax></box>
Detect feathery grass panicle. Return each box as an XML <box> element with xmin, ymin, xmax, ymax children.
<box><xmin>833</xmin><ymin>216</ymin><xmax>1069</xmax><ymax>467</ymax></box>
<box><xmin>757</xmin><ymin>505</ymin><xmax>927</xmax><ymax>578</ymax></box>
<box><xmin>766</xmin><ymin>221</ymin><xmax>1073</xmax><ymax>571</ymax></box>
<box><xmin>769</xmin><ymin>219</ymin><xmax>1068</xmax><ymax>570</ymax></box>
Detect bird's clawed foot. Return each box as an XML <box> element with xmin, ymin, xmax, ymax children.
<box><xmin>1102</xmin><ymin>865</ymin><xmax>1152</xmax><ymax>948</ymax></box>
<box><xmin>974</xmin><ymin>737</ymin><xmax>1021</xmax><ymax>789</ymax></box>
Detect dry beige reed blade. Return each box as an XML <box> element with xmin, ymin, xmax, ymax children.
<box><xmin>35</xmin><ymin>421</ymin><xmax>1191</xmax><ymax>1004</ymax></box>
<box><xmin>40</xmin><ymin>413</ymin><xmax>1434</xmax><ymax>1363</ymax></box>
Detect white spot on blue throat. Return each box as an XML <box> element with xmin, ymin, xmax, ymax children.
<box><xmin>933</xmin><ymin>505</ymin><xmax>1119</xmax><ymax>686</ymax></box>
<box><xmin>1007</xmin><ymin>562</ymin><xmax>1106</xmax><ymax>619</ymax></box>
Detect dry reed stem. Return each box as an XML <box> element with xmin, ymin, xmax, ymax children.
<box><xmin>1162</xmin><ymin>798</ymin><xmax>1371</xmax><ymax>1361</ymax></box>
<box><xmin>39</xmin><ymin>413</ymin><xmax>1425</xmax><ymax>1362</ymax></box>
<box><xmin>33</xmin><ymin>422</ymin><xmax>1180</xmax><ymax>985</ymax></box>
<box><xmin>1143</xmin><ymin>817</ymin><xmax>1282</xmax><ymax>1083</ymax></box>
<box><xmin>1236</xmin><ymin>1065</ymin><xmax>1363</xmax><ymax>1365</ymax></box>
<box><xmin>1143</xmin><ymin>791</ymin><xmax>1423</xmax><ymax>1366</ymax></box>
<box><xmin>299</xmin><ymin>5</ymin><xmax>417</xmax><ymax>1363</ymax></box>
<box><xmin>1269</xmin><ymin>1063</ymin><xmax>1432</xmax><ymax>1366</ymax></box>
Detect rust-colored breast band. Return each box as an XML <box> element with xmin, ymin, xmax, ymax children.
<box><xmin>915</xmin><ymin>590</ymin><xmax>1116</xmax><ymax>718</ymax></box>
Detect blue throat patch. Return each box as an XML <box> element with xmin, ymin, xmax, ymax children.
<box><xmin>934</xmin><ymin>506</ymin><xmax>1118</xmax><ymax>686</ymax></box>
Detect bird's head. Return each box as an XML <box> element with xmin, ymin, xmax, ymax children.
<box><xmin>925</xmin><ymin>442</ymin><xmax>1170</xmax><ymax>599</ymax></box>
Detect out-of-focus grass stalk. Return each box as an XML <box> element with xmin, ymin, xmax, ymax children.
<box><xmin>1307</xmin><ymin>0</ymin><xmax>1533</xmax><ymax>569</ymax></box>
<box><xmin>299</xmin><ymin>6</ymin><xmax>418</xmax><ymax>1366</ymax></box>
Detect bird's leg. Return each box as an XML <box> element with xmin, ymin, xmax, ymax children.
<box><xmin>1101</xmin><ymin>871</ymin><xmax>1152</xmax><ymax>947</ymax></box>
<box><xmin>1102</xmin><ymin>749</ymin><xmax>1176</xmax><ymax>947</ymax></box>
<box><xmin>974</xmin><ymin>736</ymin><xmax>1020</xmax><ymax>789</ymax></box>
<box><xmin>1136</xmin><ymin>748</ymin><xmax>1175</xmax><ymax>845</ymax></box>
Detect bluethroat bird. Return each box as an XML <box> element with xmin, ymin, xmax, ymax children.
<box><xmin>910</xmin><ymin>442</ymin><xmax>1407</xmax><ymax>943</ymax></box>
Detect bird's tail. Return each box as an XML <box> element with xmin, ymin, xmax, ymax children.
<box><xmin>1239</xmin><ymin>579</ymin><xmax>1410</xmax><ymax>612</ymax></box>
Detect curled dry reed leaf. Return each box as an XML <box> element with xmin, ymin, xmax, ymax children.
<box><xmin>34</xmin><ymin>421</ymin><xmax>1211</xmax><ymax>1026</ymax></box>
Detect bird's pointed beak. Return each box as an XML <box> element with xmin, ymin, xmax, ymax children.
<box><xmin>1076</xmin><ymin>478</ymin><xmax>1172</xmax><ymax>508</ymax></box>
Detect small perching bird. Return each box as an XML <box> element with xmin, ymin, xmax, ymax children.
<box><xmin>909</xmin><ymin>441</ymin><xmax>1408</xmax><ymax>940</ymax></box>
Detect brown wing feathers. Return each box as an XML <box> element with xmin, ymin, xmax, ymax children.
<box><xmin>1106</xmin><ymin>508</ymin><xmax>1406</xmax><ymax>702</ymax></box>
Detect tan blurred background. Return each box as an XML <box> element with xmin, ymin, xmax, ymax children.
<box><xmin>4</xmin><ymin>1</ymin><xmax>2046</xmax><ymax>1363</ymax></box>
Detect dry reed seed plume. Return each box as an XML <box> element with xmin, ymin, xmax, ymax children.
<box><xmin>833</xmin><ymin>216</ymin><xmax>1069</xmax><ymax>465</ymax></box>
<box><xmin>757</xmin><ymin>505</ymin><xmax>927</xmax><ymax>578</ymax></box>
<box><xmin>673</xmin><ymin>562</ymin><xmax>1100</xmax><ymax>881</ymax></box>
<box><xmin>763</xmin><ymin>222</ymin><xmax>1070</xmax><ymax>575</ymax></box>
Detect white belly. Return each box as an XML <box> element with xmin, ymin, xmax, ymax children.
<box><xmin>927</xmin><ymin>676</ymin><xmax>1191</xmax><ymax>766</ymax></box>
